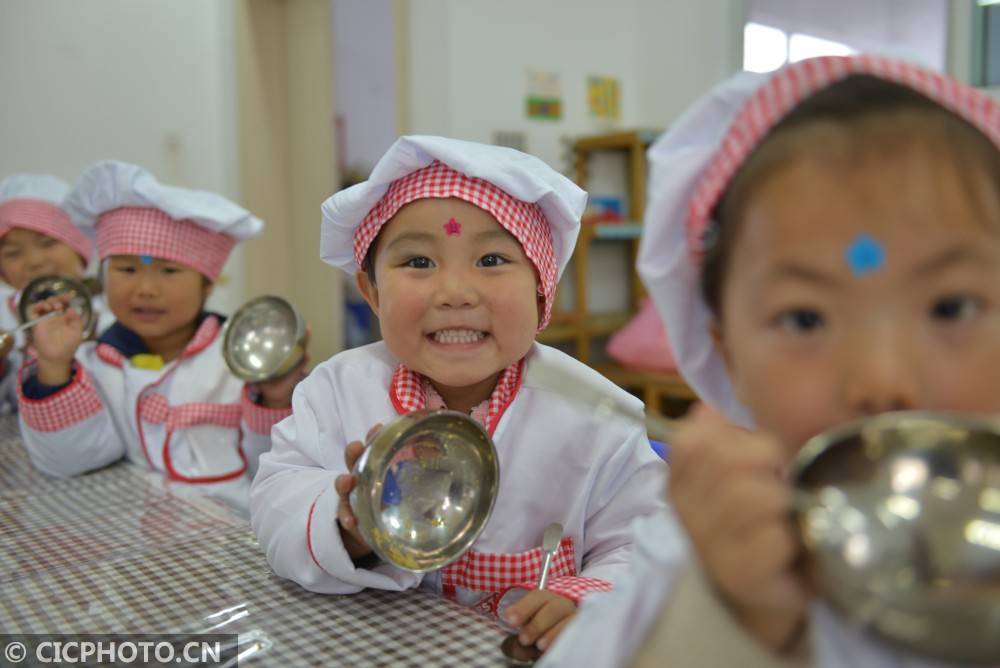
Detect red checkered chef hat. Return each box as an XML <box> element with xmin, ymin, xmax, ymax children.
<box><xmin>637</xmin><ymin>55</ymin><xmax>1000</xmax><ymax>425</ymax></box>
<box><xmin>64</xmin><ymin>161</ymin><xmax>263</xmax><ymax>280</ymax></box>
<box><xmin>0</xmin><ymin>174</ymin><xmax>93</xmax><ymax>266</ymax></box>
<box><xmin>320</xmin><ymin>135</ymin><xmax>587</xmax><ymax>329</ymax></box>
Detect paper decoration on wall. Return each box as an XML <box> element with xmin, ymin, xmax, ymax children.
<box><xmin>525</xmin><ymin>69</ymin><xmax>562</xmax><ymax>120</ymax></box>
<box><xmin>587</xmin><ymin>76</ymin><xmax>621</xmax><ymax>121</ymax></box>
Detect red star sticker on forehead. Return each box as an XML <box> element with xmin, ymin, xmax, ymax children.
<box><xmin>443</xmin><ymin>218</ymin><xmax>462</xmax><ymax>236</ymax></box>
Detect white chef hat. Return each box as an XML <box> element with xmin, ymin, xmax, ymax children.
<box><xmin>638</xmin><ymin>55</ymin><xmax>1000</xmax><ymax>425</ymax></box>
<box><xmin>320</xmin><ymin>135</ymin><xmax>587</xmax><ymax>328</ymax></box>
<box><xmin>65</xmin><ymin>161</ymin><xmax>263</xmax><ymax>280</ymax></box>
<box><xmin>0</xmin><ymin>174</ymin><xmax>93</xmax><ymax>264</ymax></box>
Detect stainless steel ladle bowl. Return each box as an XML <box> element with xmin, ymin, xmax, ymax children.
<box><xmin>18</xmin><ymin>273</ymin><xmax>96</xmax><ymax>336</ymax></box>
<box><xmin>791</xmin><ymin>411</ymin><xmax>1000</xmax><ymax>664</ymax></box>
<box><xmin>350</xmin><ymin>410</ymin><xmax>500</xmax><ymax>573</ymax></box>
<box><xmin>222</xmin><ymin>295</ymin><xmax>306</xmax><ymax>383</ymax></box>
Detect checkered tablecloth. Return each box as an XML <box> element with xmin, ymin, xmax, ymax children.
<box><xmin>0</xmin><ymin>417</ymin><xmax>509</xmax><ymax>666</ymax></box>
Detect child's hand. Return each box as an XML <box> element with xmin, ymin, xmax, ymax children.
<box><xmin>669</xmin><ymin>411</ymin><xmax>809</xmax><ymax>652</ymax></box>
<box><xmin>334</xmin><ymin>424</ymin><xmax>382</xmax><ymax>561</ymax></box>
<box><xmin>28</xmin><ymin>295</ymin><xmax>84</xmax><ymax>385</ymax></box>
<box><xmin>253</xmin><ymin>357</ymin><xmax>308</xmax><ymax>408</ymax></box>
<box><xmin>252</xmin><ymin>328</ymin><xmax>310</xmax><ymax>408</ymax></box>
<box><xmin>504</xmin><ymin>590</ymin><xmax>577</xmax><ymax>652</ymax></box>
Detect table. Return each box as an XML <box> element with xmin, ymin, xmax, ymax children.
<box><xmin>0</xmin><ymin>417</ymin><xmax>509</xmax><ymax>666</ymax></box>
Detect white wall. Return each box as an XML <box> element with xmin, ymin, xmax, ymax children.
<box><xmin>0</xmin><ymin>0</ymin><xmax>244</xmax><ymax>313</ymax></box>
<box><xmin>632</xmin><ymin>1</ymin><xmax>745</xmax><ymax>128</ymax></box>
<box><xmin>405</xmin><ymin>0</ymin><xmax>744</xmax><ymax>172</ymax></box>
<box><xmin>332</xmin><ymin>0</ymin><xmax>398</xmax><ymax>175</ymax></box>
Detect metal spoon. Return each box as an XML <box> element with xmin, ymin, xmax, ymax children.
<box><xmin>500</xmin><ymin>522</ymin><xmax>564</xmax><ymax>666</ymax></box>
<box><xmin>524</xmin><ymin>360</ymin><xmax>678</xmax><ymax>441</ymax></box>
<box><xmin>0</xmin><ymin>309</ymin><xmax>71</xmax><ymax>357</ymax></box>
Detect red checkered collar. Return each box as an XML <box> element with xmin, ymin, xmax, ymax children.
<box><xmin>184</xmin><ymin>314</ymin><xmax>222</xmax><ymax>356</ymax></box>
<box><xmin>389</xmin><ymin>359</ymin><xmax>525</xmax><ymax>436</ymax></box>
<box><xmin>96</xmin><ymin>312</ymin><xmax>223</xmax><ymax>367</ymax></box>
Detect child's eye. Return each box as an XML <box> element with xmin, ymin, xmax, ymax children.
<box><xmin>161</xmin><ymin>266</ymin><xmax>181</xmax><ymax>275</ymax></box>
<box><xmin>931</xmin><ymin>295</ymin><xmax>981</xmax><ymax>322</ymax></box>
<box><xmin>0</xmin><ymin>248</ymin><xmax>22</xmax><ymax>259</ymax></box>
<box><xmin>477</xmin><ymin>254</ymin><xmax>509</xmax><ymax>268</ymax></box>
<box><xmin>114</xmin><ymin>265</ymin><xmax>137</xmax><ymax>274</ymax></box>
<box><xmin>39</xmin><ymin>238</ymin><xmax>58</xmax><ymax>248</ymax></box>
<box><xmin>774</xmin><ymin>308</ymin><xmax>825</xmax><ymax>333</ymax></box>
<box><xmin>404</xmin><ymin>256</ymin><xmax>434</xmax><ymax>269</ymax></box>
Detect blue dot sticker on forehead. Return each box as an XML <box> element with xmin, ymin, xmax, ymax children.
<box><xmin>140</xmin><ymin>255</ymin><xmax>153</xmax><ymax>265</ymax></box>
<box><xmin>845</xmin><ymin>234</ymin><xmax>885</xmax><ymax>277</ymax></box>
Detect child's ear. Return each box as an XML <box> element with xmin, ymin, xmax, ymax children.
<box><xmin>356</xmin><ymin>271</ymin><xmax>380</xmax><ymax>315</ymax></box>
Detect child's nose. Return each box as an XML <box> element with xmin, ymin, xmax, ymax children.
<box><xmin>25</xmin><ymin>247</ymin><xmax>48</xmax><ymax>269</ymax></box>
<box><xmin>434</xmin><ymin>269</ymin><xmax>478</xmax><ymax>308</ymax></box>
<box><xmin>841</xmin><ymin>326</ymin><xmax>919</xmax><ymax>416</ymax></box>
<box><xmin>135</xmin><ymin>272</ymin><xmax>160</xmax><ymax>296</ymax></box>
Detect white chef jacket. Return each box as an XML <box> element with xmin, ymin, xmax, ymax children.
<box><xmin>251</xmin><ymin>341</ymin><xmax>668</xmax><ymax>614</ymax></box>
<box><xmin>17</xmin><ymin>314</ymin><xmax>290</xmax><ymax>515</ymax></box>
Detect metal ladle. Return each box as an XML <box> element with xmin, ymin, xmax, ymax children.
<box><xmin>0</xmin><ymin>309</ymin><xmax>71</xmax><ymax>358</ymax></box>
<box><xmin>500</xmin><ymin>522</ymin><xmax>564</xmax><ymax>666</ymax></box>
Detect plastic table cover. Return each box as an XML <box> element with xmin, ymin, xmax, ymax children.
<box><xmin>0</xmin><ymin>417</ymin><xmax>509</xmax><ymax>666</ymax></box>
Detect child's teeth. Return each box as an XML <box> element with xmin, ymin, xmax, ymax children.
<box><xmin>434</xmin><ymin>329</ymin><xmax>484</xmax><ymax>344</ymax></box>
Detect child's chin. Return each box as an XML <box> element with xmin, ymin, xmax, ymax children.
<box><xmin>125</xmin><ymin>318</ymin><xmax>164</xmax><ymax>334</ymax></box>
<box><xmin>429</xmin><ymin>369</ymin><xmax>496</xmax><ymax>389</ymax></box>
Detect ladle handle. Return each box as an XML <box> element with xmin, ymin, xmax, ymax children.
<box><xmin>525</xmin><ymin>361</ymin><xmax>679</xmax><ymax>443</ymax></box>
<box><xmin>537</xmin><ymin>550</ymin><xmax>555</xmax><ymax>591</ymax></box>
<box><xmin>14</xmin><ymin>309</ymin><xmax>65</xmax><ymax>335</ymax></box>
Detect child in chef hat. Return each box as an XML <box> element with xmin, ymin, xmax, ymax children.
<box><xmin>19</xmin><ymin>161</ymin><xmax>304</xmax><ymax>513</ymax></box>
<box><xmin>0</xmin><ymin>174</ymin><xmax>108</xmax><ymax>411</ymax></box>
<box><xmin>251</xmin><ymin>135</ymin><xmax>668</xmax><ymax>653</ymax></box>
<box><xmin>543</xmin><ymin>55</ymin><xmax>1000</xmax><ymax>668</ymax></box>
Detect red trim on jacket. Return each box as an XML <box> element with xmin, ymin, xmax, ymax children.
<box><xmin>306</xmin><ymin>491</ymin><xmax>334</xmax><ymax>576</ymax></box>
<box><xmin>131</xmin><ymin>317</ymin><xmax>248</xmax><ymax>483</ymax></box>
<box><xmin>95</xmin><ymin>343</ymin><xmax>126</xmax><ymax>367</ymax></box>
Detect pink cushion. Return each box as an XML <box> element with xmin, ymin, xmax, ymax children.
<box><xmin>606</xmin><ymin>297</ymin><xmax>678</xmax><ymax>372</ymax></box>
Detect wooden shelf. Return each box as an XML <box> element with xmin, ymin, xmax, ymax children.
<box><xmin>594</xmin><ymin>364</ymin><xmax>697</xmax><ymax>401</ymax></box>
<box><xmin>594</xmin><ymin>363</ymin><xmax>697</xmax><ymax>417</ymax></box>
<box><xmin>589</xmin><ymin>222</ymin><xmax>643</xmax><ymax>240</ymax></box>
<box><xmin>549</xmin><ymin>129</ymin><xmax>697</xmax><ymax>414</ymax></box>
<box><xmin>538</xmin><ymin>312</ymin><xmax>631</xmax><ymax>343</ymax></box>
<box><xmin>572</xmin><ymin>129</ymin><xmax>661</xmax><ymax>151</ymax></box>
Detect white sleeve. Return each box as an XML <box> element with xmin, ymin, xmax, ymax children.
<box><xmin>578</xmin><ymin>427</ymin><xmax>668</xmax><ymax>584</ymax></box>
<box><xmin>17</xmin><ymin>360</ymin><xmax>124</xmax><ymax>478</ymax></box>
<box><xmin>540</xmin><ymin>511</ymin><xmax>689</xmax><ymax>668</ymax></box>
<box><xmin>249</xmin><ymin>374</ymin><xmax>423</xmax><ymax>595</ymax></box>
